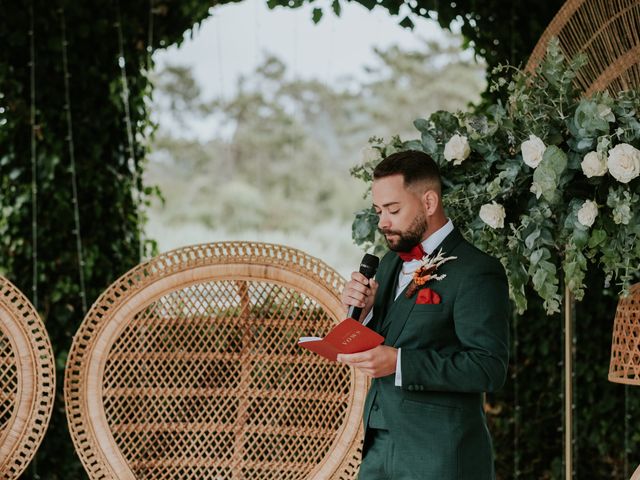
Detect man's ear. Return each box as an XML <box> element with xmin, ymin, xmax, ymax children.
<box><xmin>422</xmin><ymin>190</ymin><xmax>440</xmax><ymax>216</ymax></box>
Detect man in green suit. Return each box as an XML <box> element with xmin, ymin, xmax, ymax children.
<box><xmin>339</xmin><ymin>150</ymin><xmax>510</xmax><ymax>479</ymax></box>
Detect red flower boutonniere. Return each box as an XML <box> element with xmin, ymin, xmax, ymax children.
<box><xmin>405</xmin><ymin>248</ymin><xmax>457</xmax><ymax>298</ymax></box>
<box><xmin>416</xmin><ymin>287</ymin><xmax>441</xmax><ymax>304</ymax></box>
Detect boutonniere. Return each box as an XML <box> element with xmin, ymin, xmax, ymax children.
<box><xmin>405</xmin><ymin>248</ymin><xmax>457</xmax><ymax>298</ymax></box>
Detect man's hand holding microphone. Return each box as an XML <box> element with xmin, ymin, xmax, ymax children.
<box><xmin>338</xmin><ymin>254</ymin><xmax>398</xmax><ymax>378</ymax></box>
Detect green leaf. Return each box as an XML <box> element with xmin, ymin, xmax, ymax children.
<box><xmin>421</xmin><ymin>133</ymin><xmax>437</xmax><ymax>155</ymax></box>
<box><xmin>532</xmin><ymin>146</ymin><xmax>567</xmax><ymax>203</ymax></box>
<box><xmin>312</xmin><ymin>7</ymin><xmax>323</xmax><ymax>23</ymax></box>
<box><xmin>525</xmin><ymin>229</ymin><xmax>540</xmax><ymax>250</ymax></box>
<box><xmin>588</xmin><ymin>229</ymin><xmax>606</xmax><ymax>248</ymax></box>
<box><xmin>413</xmin><ymin>118</ymin><xmax>429</xmax><ymax>132</ymax></box>
<box><xmin>352</xmin><ymin>208</ymin><xmax>378</xmax><ymax>245</ymax></box>
<box><xmin>357</xmin><ymin>0</ymin><xmax>376</xmax><ymax>9</ymax></box>
<box><xmin>532</xmin><ymin>268</ymin><xmax>548</xmax><ymax>291</ymax></box>
<box><xmin>542</xmin><ymin>145</ymin><xmax>567</xmax><ymax>176</ymax></box>
<box><xmin>429</xmin><ymin>110</ymin><xmax>459</xmax><ymax>132</ymax></box>
<box><xmin>399</xmin><ymin>16</ymin><xmax>414</xmax><ymax>29</ymax></box>
<box><xmin>530</xmin><ymin>248</ymin><xmax>546</xmax><ymax>266</ymax></box>
<box><xmin>331</xmin><ymin>0</ymin><xmax>341</xmax><ymax>16</ymax></box>
<box><xmin>576</xmin><ymin>137</ymin><xmax>594</xmax><ymax>150</ymax></box>
<box><xmin>572</xmin><ymin>228</ymin><xmax>588</xmax><ymax>248</ymax></box>
<box><xmin>403</xmin><ymin>140</ymin><xmax>422</xmax><ymax>151</ymax></box>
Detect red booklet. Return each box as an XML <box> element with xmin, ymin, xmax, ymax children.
<box><xmin>298</xmin><ymin>318</ymin><xmax>385</xmax><ymax>362</ymax></box>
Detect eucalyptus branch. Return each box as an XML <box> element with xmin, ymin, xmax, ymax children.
<box><xmin>351</xmin><ymin>38</ymin><xmax>640</xmax><ymax>315</ymax></box>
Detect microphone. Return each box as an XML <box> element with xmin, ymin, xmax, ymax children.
<box><xmin>347</xmin><ymin>253</ymin><xmax>380</xmax><ymax>321</ymax></box>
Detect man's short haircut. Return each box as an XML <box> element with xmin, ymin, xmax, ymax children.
<box><xmin>373</xmin><ymin>150</ymin><xmax>441</xmax><ymax>193</ymax></box>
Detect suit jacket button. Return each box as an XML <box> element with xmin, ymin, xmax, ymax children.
<box><xmin>408</xmin><ymin>385</ymin><xmax>414</xmax><ymax>391</ymax></box>
<box><xmin>372</xmin><ymin>404</ymin><xmax>379</xmax><ymax>411</ymax></box>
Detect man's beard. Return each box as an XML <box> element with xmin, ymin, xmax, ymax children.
<box><xmin>380</xmin><ymin>213</ymin><xmax>428</xmax><ymax>252</ymax></box>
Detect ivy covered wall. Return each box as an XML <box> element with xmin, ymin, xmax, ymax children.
<box><xmin>0</xmin><ymin>2</ymin><xmax>214</xmax><ymax>476</ymax></box>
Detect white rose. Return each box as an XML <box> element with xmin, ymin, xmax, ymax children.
<box><xmin>521</xmin><ymin>134</ymin><xmax>546</xmax><ymax>168</ymax></box>
<box><xmin>479</xmin><ymin>201</ymin><xmax>506</xmax><ymax>229</ymax></box>
<box><xmin>581</xmin><ymin>151</ymin><xmax>608</xmax><ymax>177</ymax></box>
<box><xmin>607</xmin><ymin>143</ymin><xmax>640</xmax><ymax>183</ymax></box>
<box><xmin>443</xmin><ymin>134</ymin><xmax>471</xmax><ymax>166</ymax></box>
<box><xmin>577</xmin><ymin>200</ymin><xmax>598</xmax><ymax>227</ymax></box>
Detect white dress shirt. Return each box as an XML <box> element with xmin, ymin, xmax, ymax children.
<box><xmin>362</xmin><ymin>219</ymin><xmax>454</xmax><ymax>386</ymax></box>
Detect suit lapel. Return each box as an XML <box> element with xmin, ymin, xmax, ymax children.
<box><xmin>436</xmin><ymin>227</ymin><xmax>464</xmax><ymax>257</ymax></box>
<box><xmin>381</xmin><ymin>290</ymin><xmax>416</xmax><ymax>342</ymax></box>
<box><xmin>383</xmin><ymin>227</ymin><xmax>465</xmax><ymax>346</ymax></box>
<box><xmin>371</xmin><ymin>255</ymin><xmax>402</xmax><ymax>333</ymax></box>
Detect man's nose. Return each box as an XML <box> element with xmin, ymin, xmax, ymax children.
<box><xmin>378</xmin><ymin>213</ymin><xmax>390</xmax><ymax>230</ymax></box>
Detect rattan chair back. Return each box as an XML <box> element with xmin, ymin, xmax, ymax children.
<box><xmin>64</xmin><ymin>242</ymin><xmax>367</xmax><ymax>479</ymax></box>
<box><xmin>0</xmin><ymin>276</ymin><xmax>56</xmax><ymax>479</ymax></box>
<box><xmin>526</xmin><ymin>0</ymin><xmax>640</xmax><ymax>95</ymax></box>
<box><xmin>609</xmin><ymin>283</ymin><xmax>640</xmax><ymax>385</ymax></box>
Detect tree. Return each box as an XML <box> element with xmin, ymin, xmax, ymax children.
<box><xmin>307</xmin><ymin>0</ymin><xmax>564</xmax><ymax>99</ymax></box>
<box><xmin>147</xmin><ymin>37</ymin><xmax>485</xmax><ymax>238</ymax></box>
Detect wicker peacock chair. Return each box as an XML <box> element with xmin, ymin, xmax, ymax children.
<box><xmin>0</xmin><ymin>276</ymin><xmax>56</xmax><ymax>479</ymax></box>
<box><xmin>64</xmin><ymin>242</ymin><xmax>368</xmax><ymax>480</ymax></box>
<box><xmin>609</xmin><ymin>283</ymin><xmax>640</xmax><ymax>385</ymax></box>
<box><xmin>608</xmin><ymin>283</ymin><xmax>640</xmax><ymax>479</ymax></box>
<box><xmin>526</xmin><ymin>0</ymin><xmax>640</xmax><ymax>96</ymax></box>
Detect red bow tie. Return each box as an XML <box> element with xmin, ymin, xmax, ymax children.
<box><xmin>398</xmin><ymin>244</ymin><xmax>425</xmax><ymax>262</ymax></box>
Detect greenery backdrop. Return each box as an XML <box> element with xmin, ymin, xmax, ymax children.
<box><xmin>1</xmin><ymin>0</ymin><xmax>635</xmax><ymax>479</ymax></box>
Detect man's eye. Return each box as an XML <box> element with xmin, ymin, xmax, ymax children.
<box><xmin>390</xmin><ymin>210</ymin><xmax>399</xmax><ymax>215</ymax></box>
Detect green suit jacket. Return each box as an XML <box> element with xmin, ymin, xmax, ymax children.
<box><xmin>362</xmin><ymin>227</ymin><xmax>510</xmax><ymax>479</ymax></box>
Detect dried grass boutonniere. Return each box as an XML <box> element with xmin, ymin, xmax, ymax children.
<box><xmin>405</xmin><ymin>248</ymin><xmax>457</xmax><ymax>298</ymax></box>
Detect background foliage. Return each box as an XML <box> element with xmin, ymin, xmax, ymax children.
<box><xmin>147</xmin><ymin>36</ymin><xmax>485</xmax><ymax>236</ymax></box>
<box><xmin>2</xmin><ymin>0</ymin><xmax>634</xmax><ymax>479</ymax></box>
<box><xmin>352</xmin><ymin>42</ymin><xmax>640</xmax><ymax>314</ymax></box>
<box><xmin>0</xmin><ymin>1</ymin><xmax>214</xmax><ymax>477</ymax></box>
<box><xmin>307</xmin><ymin>0</ymin><xmax>565</xmax><ymax>98</ymax></box>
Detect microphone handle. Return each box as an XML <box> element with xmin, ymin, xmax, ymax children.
<box><xmin>347</xmin><ymin>304</ymin><xmax>363</xmax><ymax>321</ymax></box>
<box><xmin>348</xmin><ymin>253</ymin><xmax>379</xmax><ymax>321</ymax></box>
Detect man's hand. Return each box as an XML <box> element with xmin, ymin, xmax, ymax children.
<box><xmin>337</xmin><ymin>345</ymin><xmax>398</xmax><ymax>378</ymax></box>
<box><xmin>341</xmin><ymin>272</ymin><xmax>379</xmax><ymax>322</ymax></box>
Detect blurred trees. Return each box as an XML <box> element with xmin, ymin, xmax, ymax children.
<box><xmin>147</xmin><ymin>37</ymin><xmax>486</xmax><ymax>234</ymax></box>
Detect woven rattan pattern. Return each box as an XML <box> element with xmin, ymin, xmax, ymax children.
<box><xmin>0</xmin><ymin>329</ymin><xmax>17</xmax><ymax>434</ymax></box>
<box><xmin>0</xmin><ymin>276</ymin><xmax>56</xmax><ymax>479</ymax></box>
<box><xmin>65</xmin><ymin>242</ymin><xmax>367</xmax><ymax>480</ymax></box>
<box><xmin>609</xmin><ymin>283</ymin><xmax>640</xmax><ymax>385</ymax></box>
<box><xmin>526</xmin><ymin>0</ymin><xmax>640</xmax><ymax>95</ymax></box>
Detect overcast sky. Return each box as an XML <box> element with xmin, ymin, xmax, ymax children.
<box><xmin>153</xmin><ymin>0</ymin><xmax>450</xmax><ymax>101</ymax></box>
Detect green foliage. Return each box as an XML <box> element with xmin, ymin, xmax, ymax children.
<box><xmin>306</xmin><ymin>0</ymin><xmax>564</xmax><ymax>101</ymax></box>
<box><xmin>352</xmin><ymin>39</ymin><xmax>640</xmax><ymax>314</ymax></box>
<box><xmin>532</xmin><ymin>146</ymin><xmax>567</xmax><ymax>204</ymax></box>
